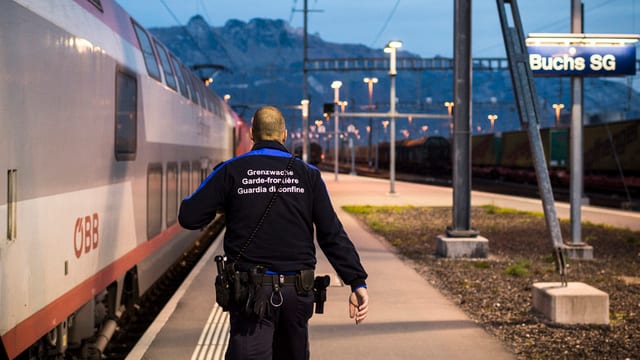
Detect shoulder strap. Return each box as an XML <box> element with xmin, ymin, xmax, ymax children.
<box><xmin>231</xmin><ymin>155</ymin><xmax>295</xmax><ymax>265</ymax></box>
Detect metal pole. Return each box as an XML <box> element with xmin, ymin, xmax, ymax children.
<box><xmin>570</xmin><ymin>0</ymin><xmax>584</xmax><ymax>245</ymax></box>
<box><xmin>387</xmin><ymin>44</ymin><xmax>400</xmax><ymax>194</ymax></box>
<box><xmin>302</xmin><ymin>0</ymin><xmax>309</xmax><ymax>163</ymax></box>
<box><xmin>368</xmin><ymin>81</ymin><xmax>374</xmax><ymax>167</ymax></box>
<box><xmin>390</xmin><ymin>73</ymin><xmax>396</xmax><ymax>194</ymax></box>
<box><xmin>448</xmin><ymin>0</ymin><xmax>475</xmax><ymax>236</ymax></box>
<box><xmin>333</xmin><ymin>85</ymin><xmax>340</xmax><ymax>181</ymax></box>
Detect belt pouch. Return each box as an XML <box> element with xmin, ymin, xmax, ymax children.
<box><xmin>296</xmin><ymin>269</ymin><xmax>315</xmax><ymax>295</ymax></box>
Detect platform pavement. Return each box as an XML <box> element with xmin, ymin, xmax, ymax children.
<box><xmin>129</xmin><ymin>173</ymin><xmax>639</xmax><ymax>359</ymax></box>
<box><xmin>309</xmin><ymin>173</ymin><xmax>515</xmax><ymax>359</ymax></box>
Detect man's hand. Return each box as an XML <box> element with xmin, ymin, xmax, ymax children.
<box><xmin>349</xmin><ymin>287</ymin><xmax>369</xmax><ymax>324</ymax></box>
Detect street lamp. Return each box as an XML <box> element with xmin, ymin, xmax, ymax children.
<box><xmin>444</xmin><ymin>101</ymin><xmax>454</xmax><ymax>116</ymax></box>
<box><xmin>552</xmin><ymin>103</ymin><xmax>565</xmax><ymax>127</ymax></box>
<box><xmin>224</xmin><ymin>94</ymin><xmax>231</xmax><ymax>103</ymax></box>
<box><xmin>384</xmin><ymin>40</ymin><xmax>402</xmax><ymax>194</ymax></box>
<box><xmin>487</xmin><ymin>114</ymin><xmax>498</xmax><ymax>132</ymax></box>
<box><xmin>363</xmin><ymin>77</ymin><xmax>378</xmax><ymax>109</ymax></box>
<box><xmin>444</xmin><ymin>101</ymin><xmax>454</xmax><ymax>136</ymax></box>
<box><xmin>301</xmin><ymin>99</ymin><xmax>309</xmax><ymax>163</ymax></box>
<box><xmin>363</xmin><ymin>77</ymin><xmax>378</xmax><ymax>167</ymax></box>
<box><xmin>331</xmin><ymin>80</ymin><xmax>342</xmax><ymax>181</ymax></box>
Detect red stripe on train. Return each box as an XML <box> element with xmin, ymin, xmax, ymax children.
<box><xmin>1</xmin><ymin>224</ymin><xmax>181</xmax><ymax>359</ymax></box>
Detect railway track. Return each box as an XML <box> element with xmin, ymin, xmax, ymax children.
<box><xmin>319</xmin><ymin>163</ymin><xmax>639</xmax><ymax>211</ymax></box>
<box><xmin>102</xmin><ymin>218</ymin><xmax>226</xmax><ymax>359</ymax></box>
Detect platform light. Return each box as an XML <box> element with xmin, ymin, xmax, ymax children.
<box><xmin>527</xmin><ymin>33</ymin><xmax>640</xmax><ymax>46</ymax></box>
<box><xmin>385</xmin><ymin>40</ymin><xmax>402</xmax><ymax>194</ymax></box>
<box><xmin>384</xmin><ymin>40</ymin><xmax>403</xmax><ymax>76</ymax></box>
<box><xmin>444</xmin><ymin>101</ymin><xmax>454</xmax><ymax>117</ymax></box>
<box><xmin>552</xmin><ymin>103</ymin><xmax>565</xmax><ymax>127</ymax></box>
<box><xmin>331</xmin><ymin>80</ymin><xmax>342</xmax><ymax>181</ymax></box>
<box><xmin>487</xmin><ymin>114</ymin><xmax>498</xmax><ymax>132</ymax></box>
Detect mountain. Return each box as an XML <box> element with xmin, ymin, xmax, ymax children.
<box><xmin>149</xmin><ymin>16</ymin><xmax>640</xmax><ymax>142</ymax></box>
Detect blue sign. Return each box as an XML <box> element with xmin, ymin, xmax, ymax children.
<box><xmin>527</xmin><ymin>44</ymin><xmax>636</xmax><ymax>76</ymax></box>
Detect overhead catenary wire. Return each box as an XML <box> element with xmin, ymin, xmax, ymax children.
<box><xmin>369</xmin><ymin>0</ymin><xmax>401</xmax><ymax>49</ymax></box>
<box><xmin>159</xmin><ymin>0</ymin><xmax>236</xmax><ymax>79</ymax></box>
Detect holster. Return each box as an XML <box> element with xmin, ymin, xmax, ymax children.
<box><xmin>313</xmin><ymin>275</ymin><xmax>331</xmax><ymax>314</ymax></box>
<box><xmin>214</xmin><ymin>256</ymin><xmax>231</xmax><ymax>311</ymax></box>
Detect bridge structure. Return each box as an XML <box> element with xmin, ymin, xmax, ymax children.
<box><xmin>306</xmin><ymin>57</ymin><xmax>640</xmax><ymax>73</ymax></box>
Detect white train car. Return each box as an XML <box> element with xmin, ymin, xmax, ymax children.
<box><xmin>0</xmin><ymin>1</ymin><xmax>242</xmax><ymax>358</ymax></box>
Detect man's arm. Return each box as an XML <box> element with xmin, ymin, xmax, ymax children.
<box><xmin>178</xmin><ymin>166</ymin><xmax>226</xmax><ymax>230</ymax></box>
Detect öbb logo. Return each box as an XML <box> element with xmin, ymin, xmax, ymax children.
<box><xmin>74</xmin><ymin>213</ymin><xmax>99</xmax><ymax>258</ymax></box>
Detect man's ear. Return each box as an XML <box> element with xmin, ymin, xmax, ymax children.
<box><xmin>282</xmin><ymin>129</ymin><xmax>288</xmax><ymax>143</ymax></box>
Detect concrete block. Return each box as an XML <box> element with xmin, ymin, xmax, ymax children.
<box><xmin>565</xmin><ymin>243</ymin><xmax>594</xmax><ymax>260</ymax></box>
<box><xmin>435</xmin><ymin>235</ymin><xmax>489</xmax><ymax>258</ymax></box>
<box><xmin>532</xmin><ymin>282</ymin><xmax>609</xmax><ymax>325</ymax></box>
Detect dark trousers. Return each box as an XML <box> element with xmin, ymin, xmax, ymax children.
<box><xmin>225</xmin><ymin>285</ymin><xmax>315</xmax><ymax>360</ymax></box>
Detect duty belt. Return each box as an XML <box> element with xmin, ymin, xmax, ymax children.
<box><xmin>262</xmin><ymin>273</ymin><xmax>297</xmax><ymax>286</ymax></box>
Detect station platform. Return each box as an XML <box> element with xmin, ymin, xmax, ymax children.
<box><xmin>127</xmin><ymin>173</ymin><xmax>640</xmax><ymax>360</ymax></box>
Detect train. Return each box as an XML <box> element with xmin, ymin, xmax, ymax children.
<box><xmin>292</xmin><ymin>142</ymin><xmax>324</xmax><ymax>165</ymax></box>
<box><xmin>344</xmin><ymin>119</ymin><xmax>640</xmax><ymax>198</ymax></box>
<box><xmin>0</xmin><ymin>1</ymin><xmax>250</xmax><ymax>359</ymax></box>
<box><xmin>471</xmin><ymin>119</ymin><xmax>640</xmax><ymax>196</ymax></box>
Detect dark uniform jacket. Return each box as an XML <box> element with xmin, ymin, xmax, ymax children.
<box><xmin>178</xmin><ymin>140</ymin><xmax>367</xmax><ymax>290</ymax></box>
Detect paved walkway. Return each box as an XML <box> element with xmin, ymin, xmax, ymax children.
<box><xmin>308</xmin><ymin>173</ymin><xmax>515</xmax><ymax>359</ymax></box>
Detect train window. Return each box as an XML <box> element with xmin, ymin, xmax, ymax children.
<box><xmin>183</xmin><ymin>66</ymin><xmax>198</xmax><ymax>105</ymax></box>
<box><xmin>180</xmin><ymin>161</ymin><xmax>191</xmax><ymax>199</ymax></box>
<box><xmin>153</xmin><ymin>41</ymin><xmax>177</xmax><ymax>91</ymax></box>
<box><xmin>7</xmin><ymin>169</ymin><xmax>17</xmax><ymax>241</ymax></box>
<box><xmin>115</xmin><ymin>69</ymin><xmax>137</xmax><ymax>161</ymax></box>
<box><xmin>171</xmin><ymin>56</ymin><xmax>189</xmax><ymax>98</ymax></box>
<box><xmin>87</xmin><ymin>0</ymin><xmax>103</xmax><ymax>11</ymax></box>
<box><xmin>166</xmin><ymin>162</ymin><xmax>178</xmax><ymax>226</ymax></box>
<box><xmin>190</xmin><ymin>73</ymin><xmax>202</xmax><ymax>106</ymax></box>
<box><xmin>147</xmin><ymin>164</ymin><xmax>163</xmax><ymax>239</ymax></box>
<box><xmin>132</xmin><ymin>22</ymin><xmax>161</xmax><ymax>81</ymax></box>
<box><xmin>210</xmin><ymin>94</ymin><xmax>221</xmax><ymax>116</ymax></box>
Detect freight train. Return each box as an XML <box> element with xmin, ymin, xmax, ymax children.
<box><xmin>471</xmin><ymin>119</ymin><xmax>640</xmax><ymax>195</ymax></box>
<box><xmin>0</xmin><ymin>1</ymin><xmax>250</xmax><ymax>359</ymax></box>
<box><xmin>346</xmin><ymin>119</ymin><xmax>640</xmax><ymax>198</ymax></box>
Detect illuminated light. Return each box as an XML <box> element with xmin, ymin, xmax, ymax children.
<box><xmin>386</xmin><ymin>40</ymin><xmax>403</xmax><ymax>49</ymax></box>
<box><xmin>527</xmin><ymin>33</ymin><xmax>640</xmax><ymax>46</ymax></box>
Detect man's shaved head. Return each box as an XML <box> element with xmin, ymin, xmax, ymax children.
<box><xmin>251</xmin><ymin>106</ymin><xmax>287</xmax><ymax>143</ymax></box>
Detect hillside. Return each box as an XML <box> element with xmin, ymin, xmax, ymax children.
<box><xmin>149</xmin><ymin>16</ymin><xmax>640</xmax><ymax>141</ymax></box>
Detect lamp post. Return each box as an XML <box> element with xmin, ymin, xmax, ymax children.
<box><xmin>300</xmin><ymin>99</ymin><xmax>309</xmax><ymax>163</ymax></box>
<box><xmin>444</xmin><ymin>101</ymin><xmax>454</xmax><ymax>116</ymax></box>
<box><xmin>552</xmin><ymin>103</ymin><xmax>564</xmax><ymax>127</ymax></box>
<box><xmin>384</xmin><ymin>40</ymin><xmax>402</xmax><ymax>194</ymax></box>
<box><xmin>487</xmin><ymin>114</ymin><xmax>498</xmax><ymax>132</ymax></box>
<box><xmin>363</xmin><ymin>77</ymin><xmax>378</xmax><ymax>167</ymax></box>
<box><xmin>444</xmin><ymin>101</ymin><xmax>454</xmax><ymax>137</ymax></box>
<box><xmin>331</xmin><ymin>80</ymin><xmax>342</xmax><ymax>181</ymax></box>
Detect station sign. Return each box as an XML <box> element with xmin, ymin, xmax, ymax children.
<box><xmin>526</xmin><ymin>33</ymin><xmax>639</xmax><ymax>77</ymax></box>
